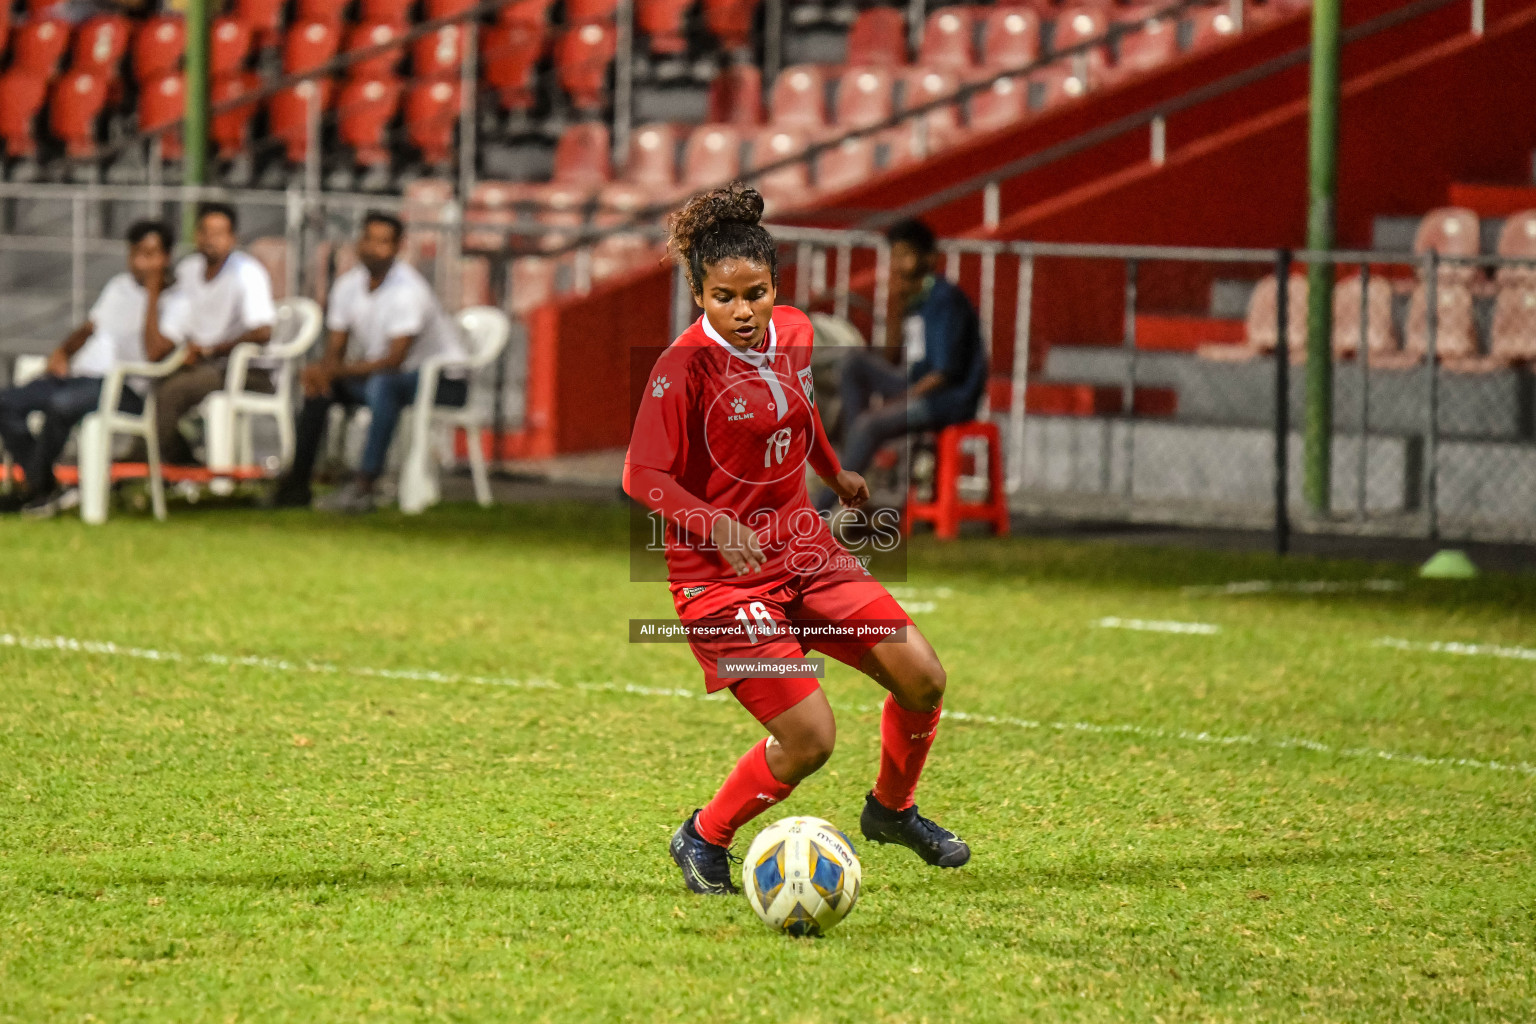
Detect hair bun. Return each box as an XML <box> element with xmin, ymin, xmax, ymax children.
<box><xmin>666</xmin><ymin>182</ymin><xmax>777</xmax><ymax>293</ymax></box>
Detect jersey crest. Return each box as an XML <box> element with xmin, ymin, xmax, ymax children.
<box><xmin>797</xmin><ymin>366</ymin><xmax>816</xmax><ymax>402</ymax></box>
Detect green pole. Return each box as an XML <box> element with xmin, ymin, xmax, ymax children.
<box><xmin>182</xmin><ymin>0</ymin><xmax>210</xmax><ymax>242</ymax></box>
<box><xmin>1303</xmin><ymin>0</ymin><xmax>1341</xmax><ymax>512</ymax></box>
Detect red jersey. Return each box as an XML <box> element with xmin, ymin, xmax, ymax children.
<box><xmin>626</xmin><ymin>306</ymin><xmax>855</xmax><ymax>583</ymax></box>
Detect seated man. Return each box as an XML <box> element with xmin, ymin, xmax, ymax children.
<box><xmin>815</xmin><ymin>218</ymin><xmax>987</xmax><ymax>514</ymax></box>
<box><xmin>273</xmin><ymin>211</ymin><xmax>468</xmax><ymax>514</ymax></box>
<box><xmin>0</xmin><ymin>220</ymin><xmax>187</xmax><ymax>517</ymax></box>
<box><xmin>152</xmin><ymin>201</ymin><xmax>276</xmax><ymax>467</ymax></box>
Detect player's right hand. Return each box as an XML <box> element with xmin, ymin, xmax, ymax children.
<box><xmin>711</xmin><ymin>516</ymin><xmax>767</xmax><ymax>575</ymax></box>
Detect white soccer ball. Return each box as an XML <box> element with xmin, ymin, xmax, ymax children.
<box><xmin>742</xmin><ymin>816</ymin><xmax>862</xmax><ymax>937</ymax></box>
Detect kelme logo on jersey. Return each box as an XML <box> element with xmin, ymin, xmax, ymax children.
<box><xmin>682</xmin><ymin>585</ymin><xmax>706</xmax><ymax>598</ymax></box>
<box><xmin>728</xmin><ymin>395</ymin><xmax>754</xmax><ymax>422</ymax></box>
<box><xmin>798</xmin><ymin>366</ymin><xmax>815</xmax><ymax>402</ymax></box>
<box><xmin>651</xmin><ymin>375</ymin><xmax>671</xmax><ymax>399</ymax></box>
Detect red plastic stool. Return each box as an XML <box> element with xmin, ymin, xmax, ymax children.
<box><xmin>904</xmin><ymin>421</ymin><xmax>1010</xmax><ymax>540</ymax></box>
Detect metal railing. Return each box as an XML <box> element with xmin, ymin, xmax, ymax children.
<box><xmin>696</xmin><ymin>228</ymin><xmax>1536</xmax><ymax>546</ymax></box>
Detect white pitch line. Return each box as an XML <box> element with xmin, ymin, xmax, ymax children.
<box><xmin>2</xmin><ymin>629</ymin><xmax>1533</xmax><ymax>778</ymax></box>
<box><xmin>1375</xmin><ymin>637</ymin><xmax>1536</xmax><ymax>663</ymax></box>
<box><xmin>1182</xmin><ymin>579</ymin><xmax>1403</xmax><ymax>597</ymax></box>
<box><xmin>1095</xmin><ymin>616</ymin><xmax>1221</xmax><ymax>635</ymax></box>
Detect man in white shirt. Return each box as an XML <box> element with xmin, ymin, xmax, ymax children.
<box><xmin>151</xmin><ymin>202</ymin><xmax>277</xmax><ymax>466</ymax></box>
<box><xmin>272</xmin><ymin>211</ymin><xmax>468</xmax><ymax>513</ymax></box>
<box><xmin>0</xmin><ymin>220</ymin><xmax>187</xmax><ymax>517</ymax></box>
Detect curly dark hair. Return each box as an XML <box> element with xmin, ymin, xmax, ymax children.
<box><xmin>666</xmin><ymin>183</ymin><xmax>777</xmax><ymax>296</ymax></box>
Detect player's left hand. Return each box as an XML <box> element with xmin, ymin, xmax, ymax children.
<box><xmin>825</xmin><ymin>470</ymin><xmax>870</xmax><ymax>509</ymax></box>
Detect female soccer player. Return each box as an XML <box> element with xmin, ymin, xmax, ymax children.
<box><xmin>623</xmin><ymin>184</ymin><xmax>970</xmax><ymax>896</ymax></box>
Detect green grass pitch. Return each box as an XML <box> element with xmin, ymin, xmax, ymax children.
<box><xmin>1</xmin><ymin>503</ymin><xmax>1532</xmax><ymax>1022</ymax></box>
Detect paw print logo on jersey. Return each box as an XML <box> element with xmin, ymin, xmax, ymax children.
<box><xmin>731</xmin><ymin>396</ymin><xmax>748</xmax><ymax>415</ymax></box>
<box><xmin>651</xmin><ymin>375</ymin><xmax>671</xmax><ymax>399</ymax></box>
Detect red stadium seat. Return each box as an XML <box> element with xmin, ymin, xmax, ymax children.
<box><xmin>50</xmin><ymin>69</ymin><xmax>109</xmax><ymax>158</ymax></box>
<box><xmin>499</xmin><ymin>0</ymin><xmax>558</xmax><ymax>26</ymax></box>
<box><xmin>706</xmin><ymin>62</ymin><xmax>762</xmax><ymax>125</ymax></box>
<box><xmin>1053</xmin><ymin>6</ymin><xmax>1109</xmax><ymax>52</ymax></box>
<box><xmin>283</xmin><ymin>21</ymin><xmax>339</xmax><ymax>76</ymax></box>
<box><xmin>1187</xmin><ymin>5</ymin><xmax>1244</xmax><ymax>50</ymax></box>
<box><xmin>481</xmin><ymin>22</ymin><xmax>544</xmax><ymax>112</ymax></box>
<box><xmin>847</xmin><ymin>6</ymin><xmax>908</xmax><ymax>65</ymax></box>
<box><xmin>918</xmin><ymin>8</ymin><xmax>976</xmax><ymax>74</ymax></box>
<box><xmin>594</xmin><ymin>181</ymin><xmax>648</xmax><ymax>226</ymax></box>
<box><xmin>704</xmin><ymin>0</ymin><xmax>759</xmax><ymax>52</ymax></box>
<box><xmin>817</xmin><ymin>136</ymin><xmax>876</xmax><ymax>195</ymax></box>
<box><xmin>1030</xmin><ymin>52</ymin><xmax>1103</xmax><ymax>109</ymax></box>
<box><xmin>338</xmin><ymin>76</ymin><xmax>403</xmax><ymax>165</ymax></box>
<box><xmin>233</xmin><ymin>0</ymin><xmax>285</xmax><ymax>46</ymax></box>
<box><xmin>1405</xmin><ymin>279</ymin><xmax>1478</xmax><ymax>362</ymax></box>
<box><xmin>132</xmin><ymin>15</ymin><xmax>184</xmax><ymax>84</ymax></box>
<box><xmin>509</xmin><ymin>256</ymin><xmax>557</xmax><ymax>316</ymax></box>
<box><xmin>412</xmin><ymin>24</ymin><xmax>465</xmax><ymax>79</ymax></box>
<box><xmin>1332</xmin><ymin>274</ymin><xmax>1398</xmax><ymax>360</ymax></box>
<box><xmin>344</xmin><ymin>22</ymin><xmax>404</xmax><ymax>80</ymax></box>
<box><xmin>139</xmin><ymin>72</ymin><xmax>185</xmax><ymax>159</ymax></box>
<box><xmin>1487</xmin><ymin>212</ymin><xmax>1536</xmax><ymax>362</ymax></box>
<box><xmin>833</xmin><ymin>66</ymin><xmax>894</xmax><ymax>130</ymax></box>
<box><xmin>638</xmin><ymin>0</ymin><xmax>691</xmax><ymax>54</ymax></box>
<box><xmin>624</xmin><ymin>122</ymin><xmax>678</xmax><ymax>188</ymax></box>
<box><xmin>360</xmin><ymin>0</ymin><xmax>417</xmax><ymax>27</ymax></box>
<box><xmin>210</xmin><ymin>72</ymin><xmax>261</xmax><ymax>159</ymax></box>
<box><xmin>210</xmin><ymin>17</ymin><xmax>252</xmax><ymax>78</ymax></box>
<box><xmin>1111</xmin><ymin>12</ymin><xmax>1178</xmax><ymax>81</ymax></box>
<box><xmin>295</xmin><ymin>0</ymin><xmax>347</xmax><ymax>26</ymax></box>
<box><xmin>268</xmin><ymin>79</ymin><xmax>335</xmax><ymax>163</ymax></box>
<box><xmin>980</xmin><ymin>7</ymin><xmax>1041</xmax><ymax>71</ymax></box>
<box><xmin>748</xmin><ymin>127</ymin><xmax>810</xmax><ymax>213</ymax></box>
<box><xmin>682</xmin><ymin>123</ymin><xmax>743</xmax><ymax>189</ymax></box>
<box><xmin>565</xmin><ymin>0</ymin><xmax>619</xmax><ymax>24</ymax></box>
<box><xmin>890</xmin><ymin>66</ymin><xmax>963</xmax><ymax>160</ymax></box>
<box><xmin>11</xmin><ymin>17</ymin><xmax>72</xmax><ymax>75</ymax></box>
<box><xmin>465</xmin><ymin>180</ymin><xmax>525</xmax><ymax>252</ymax></box>
<box><xmin>591</xmin><ymin>233</ymin><xmax>659</xmax><ymax>283</ymax></box>
<box><xmin>770</xmin><ymin>64</ymin><xmax>827</xmax><ymax>129</ymax></box>
<box><xmin>552</xmin><ymin>121</ymin><xmax>612</xmax><ymax>184</ymax></box>
<box><xmin>967</xmin><ymin>74</ymin><xmax>1025</xmax><ymax>133</ymax></box>
<box><xmin>556</xmin><ymin>22</ymin><xmax>616</xmax><ymax>112</ymax></box>
<box><xmin>1414</xmin><ymin>207</ymin><xmax>1480</xmax><ymax>264</ymax></box>
<box><xmin>424</xmin><ymin>0</ymin><xmax>478</xmax><ymax>19</ymax></box>
<box><xmin>1495</xmin><ymin>209</ymin><xmax>1536</xmax><ymax>284</ymax></box>
<box><xmin>0</xmin><ymin>70</ymin><xmax>48</xmax><ymax>157</ymax></box>
<box><xmin>534</xmin><ymin>184</ymin><xmax>590</xmax><ymax>227</ymax></box>
<box><xmin>0</xmin><ymin>7</ymin><xmax>11</xmax><ymax>56</ymax></box>
<box><xmin>405</xmin><ymin>79</ymin><xmax>460</xmax><ymax>165</ymax></box>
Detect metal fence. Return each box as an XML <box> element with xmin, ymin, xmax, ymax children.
<box><xmin>0</xmin><ymin>180</ymin><xmax>533</xmax><ymax>442</ymax></box>
<box><xmin>721</xmin><ymin>228</ymin><xmax>1536</xmax><ymax>546</ymax></box>
<box><xmin>4</xmin><ymin>185</ymin><xmax>1536</xmax><ymax>545</ymax></box>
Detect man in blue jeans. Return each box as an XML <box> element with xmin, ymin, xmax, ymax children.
<box><xmin>0</xmin><ymin>220</ymin><xmax>187</xmax><ymax>517</ymax></box>
<box><xmin>272</xmin><ymin>212</ymin><xmax>467</xmax><ymax>513</ymax></box>
<box><xmin>815</xmin><ymin>218</ymin><xmax>987</xmax><ymax>514</ymax></box>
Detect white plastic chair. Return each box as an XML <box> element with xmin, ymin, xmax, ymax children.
<box><xmin>202</xmin><ymin>297</ymin><xmax>323</xmax><ymax>490</ymax></box>
<box><xmin>398</xmin><ymin>306</ymin><xmax>511</xmax><ymax>515</ymax></box>
<box><xmin>1</xmin><ymin>355</ymin><xmax>48</xmax><ymax>493</ymax></box>
<box><xmin>78</xmin><ymin>345</ymin><xmax>189</xmax><ymax>524</ymax></box>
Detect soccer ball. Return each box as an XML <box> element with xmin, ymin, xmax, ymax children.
<box><xmin>742</xmin><ymin>816</ymin><xmax>862</xmax><ymax>937</ymax></box>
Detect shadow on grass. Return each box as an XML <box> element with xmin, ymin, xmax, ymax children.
<box><xmin>43</xmin><ymin>864</ymin><xmax>676</xmax><ymax>898</ymax></box>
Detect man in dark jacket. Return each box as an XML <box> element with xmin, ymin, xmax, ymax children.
<box><xmin>816</xmin><ymin>218</ymin><xmax>987</xmax><ymax>513</ymax></box>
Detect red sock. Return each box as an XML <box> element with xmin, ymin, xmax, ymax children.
<box><xmin>695</xmin><ymin>738</ymin><xmax>796</xmax><ymax>847</ymax></box>
<box><xmin>873</xmin><ymin>694</ymin><xmax>942</xmax><ymax>812</ymax></box>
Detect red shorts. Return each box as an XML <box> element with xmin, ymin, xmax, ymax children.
<box><xmin>668</xmin><ymin>570</ymin><xmax>914</xmax><ymax>725</ymax></box>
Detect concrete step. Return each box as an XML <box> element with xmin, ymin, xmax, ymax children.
<box><xmin>1041</xmin><ymin>345</ymin><xmax>1533</xmax><ymax>439</ymax></box>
